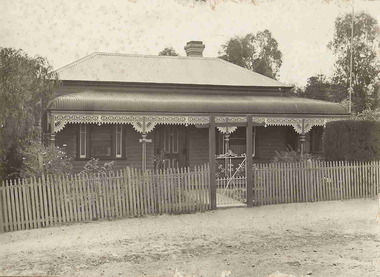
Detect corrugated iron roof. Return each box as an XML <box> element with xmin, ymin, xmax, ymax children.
<box><xmin>48</xmin><ymin>91</ymin><xmax>348</xmax><ymax>116</ymax></box>
<box><xmin>55</xmin><ymin>53</ymin><xmax>291</xmax><ymax>88</ymax></box>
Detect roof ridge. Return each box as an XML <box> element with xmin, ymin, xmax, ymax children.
<box><xmin>55</xmin><ymin>53</ymin><xmax>98</xmax><ymax>73</ymax></box>
<box><xmin>93</xmin><ymin>52</ymin><xmax>219</xmax><ymax>60</ymax></box>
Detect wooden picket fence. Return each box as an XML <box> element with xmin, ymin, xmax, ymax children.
<box><xmin>0</xmin><ymin>164</ymin><xmax>211</xmax><ymax>233</ymax></box>
<box><xmin>252</xmin><ymin>160</ymin><xmax>380</xmax><ymax>206</ymax></box>
<box><xmin>1</xmin><ymin>160</ymin><xmax>380</xmax><ymax>233</ymax></box>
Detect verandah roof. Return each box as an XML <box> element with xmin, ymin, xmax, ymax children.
<box><xmin>48</xmin><ymin>90</ymin><xmax>348</xmax><ymax>116</ymax></box>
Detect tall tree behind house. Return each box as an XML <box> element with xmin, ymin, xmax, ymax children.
<box><xmin>328</xmin><ymin>12</ymin><xmax>380</xmax><ymax>113</ymax></box>
<box><xmin>219</xmin><ymin>30</ymin><xmax>282</xmax><ymax>80</ymax></box>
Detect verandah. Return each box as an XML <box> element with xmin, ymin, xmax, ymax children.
<box><xmin>49</xmin><ymin>113</ymin><xmax>342</xmax><ymax>208</ymax></box>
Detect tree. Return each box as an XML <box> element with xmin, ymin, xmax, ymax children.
<box><xmin>0</xmin><ymin>48</ymin><xmax>59</xmax><ymax>179</ymax></box>
<box><xmin>297</xmin><ymin>74</ymin><xmax>346</xmax><ymax>102</ymax></box>
<box><xmin>219</xmin><ymin>30</ymin><xmax>282</xmax><ymax>79</ymax></box>
<box><xmin>158</xmin><ymin>47</ymin><xmax>179</xmax><ymax>56</ymax></box>
<box><xmin>328</xmin><ymin>12</ymin><xmax>380</xmax><ymax>112</ymax></box>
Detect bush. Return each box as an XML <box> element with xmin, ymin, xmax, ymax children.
<box><xmin>20</xmin><ymin>141</ymin><xmax>72</xmax><ymax>178</ymax></box>
<box><xmin>272</xmin><ymin>150</ymin><xmax>320</xmax><ymax>163</ymax></box>
<box><xmin>353</xmin><ymin>108</ymin><xmax>380</xmax><ymax>121</ymax></box>
<box><xmin>80</xmin><ymin>158</ymin><xmax>114</xmax><ymax>175</ymax></box>
<box><xmin>323</xmin><ymin>120</ymin><xmax>380</xmax><ymax>161</ymax></box>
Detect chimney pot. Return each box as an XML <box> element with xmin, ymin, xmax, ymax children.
<box><xmin>184</xmin><ymin>41</ymin><xmax>205</xmax><ymax>57</ymax></box>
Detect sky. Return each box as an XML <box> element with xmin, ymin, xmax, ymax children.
<box><xmin>1</xmin><ymin>0</ymin><xmax>379</xmax><ymax>86</ymax></box>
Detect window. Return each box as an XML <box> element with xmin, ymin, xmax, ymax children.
<box><xmin>115</xmin><ymin>125</ymin><xmax>123</xmax><ymax>158</ymax></box>
<box><xmin>79</xmin><ymin>125</ymin><xmax>87</xmax><ymax>158</ymax></box>
<box><xmin>91</xmin><ymin>125</ymin><xmax>113</xmax><ymax>158</ymax></box>
<box><xmin>78</xmin><ymin>124</ymin><xmax>124</xmax><ymax>159</ymax></box>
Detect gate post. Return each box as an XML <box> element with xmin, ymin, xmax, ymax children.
<box><xmin>246</xmin><ymin>115</ymin><xmax>253</xmax><ymax>207</ymax></box>
<box><xmin>209</xmin><ymin>115</ymin><xmax>217</xmax><ymax>210</ymax></box>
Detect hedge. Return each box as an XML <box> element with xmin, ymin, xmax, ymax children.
<box><xmin>323</xmin><ymin>120</ymin><xmax>380</xmax><ymax>161</ymax></box>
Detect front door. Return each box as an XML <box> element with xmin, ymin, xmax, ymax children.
<box><xmin>154</xmin><ymin>125</ymin><xmax>188</xmax><ymax>169</ymax></box>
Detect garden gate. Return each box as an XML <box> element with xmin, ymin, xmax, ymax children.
<box><xmin>216</xmin><ymin>151</ymin><xmax>247</xmax><ymax>207</ymax></box>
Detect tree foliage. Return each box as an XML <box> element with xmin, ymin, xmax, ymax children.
<box><xmin>328</xmin><ymin>12</ymin><xmax>380</xmax><ymax>112</ymax></box>
<box><xmin>297</xmin><ymin>74</ymin><xmax>346</xmax><ymax>103</ymax></box>
<box><xmin>158</xmin><ymin>47</ymin><xmax>179</xmax><ymax>56</ymax></box>
<box><xmin>0</xmin><ymin>48</ymin><xmax>59</xmax><ymax>179</ymax></box>
<box><xmin>353</xmin><ymin>108</ymin><xmax>380</xmax><ymax>121</ymax></box>
<box><xmin>219</xmin><ymin>30</ymin><xmax>282</xmax><ymax>79</ymax></box>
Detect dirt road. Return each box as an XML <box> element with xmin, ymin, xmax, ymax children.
<box><xmin>1</xmin><ymin>199</ymin><xmax>379</xmax><ymax>277</ymax></box>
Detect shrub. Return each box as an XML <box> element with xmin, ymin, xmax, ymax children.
<box><xmin>80</xmin><ymin>158</ymin><xmax>114</xmax><ymax>175</ymax></box>
<box><xmin>20</xmin><ymin>141</ymin><xmax>72</xmax><ymax>178</ymax></box>
<box><xmin>323</xmin><ymin>120</ymin><xmax>380</xmax><ymax>161</ymax></box>
<box><xmin>272</xmin><ymin>150</ymin><xmax>320</xmax><ymax>163</ymax></box>
<box><xmin>353</xmin><ymin>108</ymin><xmax>380</xmax><ymax>121</ymax></box>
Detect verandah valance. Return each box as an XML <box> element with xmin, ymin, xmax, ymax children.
<box><xmin>49</xmin><ymin>113</ymin><xmax>345</xmax><ymax>135</ymax></box>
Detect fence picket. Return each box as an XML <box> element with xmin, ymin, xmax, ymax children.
<box><xmin>376</xmin><ymin>161</ymin><xmax>379</xmax><ymax>198</ymax></box>
<box><xmin>42</xmin><ymin>176</ymin><xmax>49</xmax><ymax>227</ymax></box>
<box><xmin>134</xmin><ymin>169</ymin><xmax>141</xmax><ymax>216</ymax></box>
<box><xmin>13</xmin><ymin>179</ymin><xmax>21</xmax><ymax>230</ymax></box>
<box><xmin>0</xmin><ymin>183</ymin><xmax>5</xmax><ymax>232</ymax></box>
<box><xmin>72</xmin><ymin>175</ymin><xmax>79</xmax><ymax>222</ymax></box>
<box><xmin>80</xmin><ymin>174</ymin><xmax>87</xmax><ymax>221</ymax></box>
<box><xmin>169</xmin><ymin>168</ymin><xmax>175</xmax><ymax>213</ymax></box>
<box><xmin>199</xmin><ymin>165</ymin><xmax>206</xmax><ymax>211</ymax></box>
<box><xmin>122</xmin><ymin>169</ymin><xmax>129</xmax><ymax>217</ymax></box>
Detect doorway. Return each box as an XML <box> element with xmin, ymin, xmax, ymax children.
<box><xmin>154</xmin><ymin>125</ymin><xmax>188</xmax><ymax>169</ymax></box>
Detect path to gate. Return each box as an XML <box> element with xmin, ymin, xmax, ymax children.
<box><xmin>216</xmin><ymin>176</ymin><xmax>247</xmax><ymax>208</ymax></box>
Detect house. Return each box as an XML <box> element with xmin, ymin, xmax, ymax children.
<box><xmin>47</xmin><ymin>41</ymin><xmax>349</xmax><ymax>173</ymax></box>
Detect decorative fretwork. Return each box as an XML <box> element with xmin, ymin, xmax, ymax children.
<box><xmin>217</xmin><ymin>126</ymin><xmax>238</xmax><ymax>134</ymax></box>
<box><xmin>258</xmin><ymin>118</ymin><xmax>330</xmax><ymax>134</ymax></box>
<box><xmin>216</xmin><ymin>117</ymin><xmax>246</xmax><ymax>124</ymax></box>
<box><xmin>51</xmin><ymin>113</ymin><xmax>340</xmax><ymax>134</ymax></box>
<box><xmin>132</xmin><ymin>121</ymin><xmax>156</xmax><ymax>134</ymax></box>
<box><xmin>52</xmin><ymin>114</ymin><xmax>209</xmax><ymax>133</ymax></box>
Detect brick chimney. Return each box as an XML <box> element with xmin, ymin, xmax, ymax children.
<box><xmin>184</xmin><ymin>41</ymin><xmax>205</xmax><ymax>57</ymax></box>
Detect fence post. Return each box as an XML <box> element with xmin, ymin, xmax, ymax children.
<box><xmin>209</xmin><ymin>115</ymin><xmax>217</xmax><ymax>210</ymax></box>
<box><xmin>0</xmin><ymin>181</ymin><xmax>4</xmax><ymax>233</ymax></box>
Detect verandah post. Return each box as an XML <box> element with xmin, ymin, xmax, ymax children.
<box><xmin>139</xmin><ymin>117</ymin><xmax>152</xmax><ymax>171</ymax></box>
<box><xmin>49</xmin><ymin>113</ymin><xmax>56</xmax><ymax>146</ymax></box>
<box><xmin>299</xmin><ymin>119</ymin><xmax>306</xmax><ymax>155</ymax></box>
<box><xmin>209</xmin><ymin>115</ymin><xmax>217</xmax><ymax>210</ymax></box>
<box><xmin>246</xmin><ymin>115</ymin><xmax>253</xmax><ymax>207</ymax></box>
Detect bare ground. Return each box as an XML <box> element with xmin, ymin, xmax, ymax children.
<box><xmin>0</xmin><ymin>199</ymin><xmax>379</xmax><ymax>277</ymax></box>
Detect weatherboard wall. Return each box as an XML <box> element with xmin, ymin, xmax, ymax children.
<box><xmin>55</xmin><ymin>124</ymin><xmax>307</xmax><ymax>173</ymax></box>
<box><xmin>55</xmin><ymin>124</ymin><xmax>154</xmax><ymax>173</ymax></box>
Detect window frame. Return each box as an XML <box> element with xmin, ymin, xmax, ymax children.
<box><xmin>77</xmin><ymin>124</ymin><xmax>126</xmax><ymax>160</ymax></box>
<box><xmin>79</xmin><ymin>124</ymin><xmax>87</xmax><ymax>159</ymax></box>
